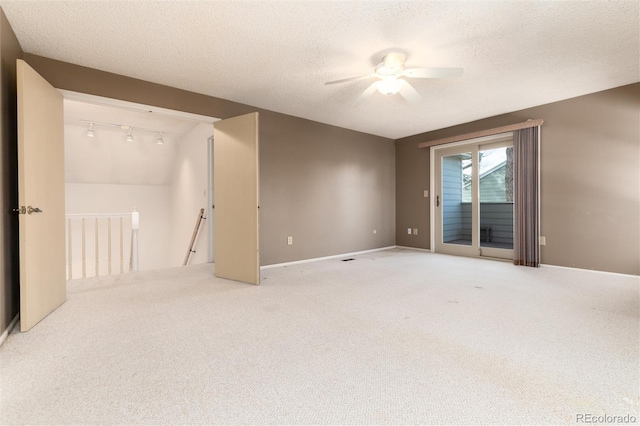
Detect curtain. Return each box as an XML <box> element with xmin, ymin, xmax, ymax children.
<box><xmin>513</xmin><ymin>126</ymin><xmax>540</xmax><ymax>267</ymax></box>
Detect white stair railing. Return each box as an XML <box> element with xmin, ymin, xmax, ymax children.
<box><xmin>65</xmin><ymin>209</ymin><xmax>140</xmax><ymax>280</ymax></box>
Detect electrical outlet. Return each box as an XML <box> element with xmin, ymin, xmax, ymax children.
<box><xmin>287</xmin><ymin>236</ymin><xmax>293</xmax><ymax>245</ymax></box>
<box><xmin>539</xmin><ymin>236</ymin><xmax>546</xmax><ymax>246</ymax></box>
<box><xmin>407</xmin><ymin>228</ymin><xmax>412</xmax><ymax>235</ymax></box>
<box><xmin>413</xmin><ymin>228</ymin><xmax>418</xmax><ymax>235</ymax></box>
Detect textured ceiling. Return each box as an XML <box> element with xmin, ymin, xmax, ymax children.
<box><xmin>2</xmin><ymin>1</ymin><xmax>639</xmax><ymax>139</ymax></box>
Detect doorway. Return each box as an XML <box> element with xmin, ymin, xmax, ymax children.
<box><xmin>62</xmin><ymin>91</ymin><xmax>217</xmax><ymax>277</ymax></box>
<box><xmin>17</xmin><ymin>59</ymin><xmax>261</xmax><ymax>331</ymax></box>
<box><xmin>432</xmin><ymin>133</ymin><xmax>514</xmax><ymax>260</ymax></box>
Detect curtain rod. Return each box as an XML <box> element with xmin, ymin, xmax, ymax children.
<box><xmin>418</xmin><ymin>118</ymin><xmax>544</xmax><ymax>149</ymax></box>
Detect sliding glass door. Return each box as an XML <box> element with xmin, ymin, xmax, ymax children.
<box><xmin>434</xmin><ymin>135</ymin><xmax>514</xmax><ymax>260</ymax></box>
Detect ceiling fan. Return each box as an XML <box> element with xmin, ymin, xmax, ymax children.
<box><xmin>325</xmin><ymin>51</ymin><xmax>463</xmax><ymax>106</ymax></box>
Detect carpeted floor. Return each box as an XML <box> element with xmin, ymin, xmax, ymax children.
<box><xmin>0</xmin><ymin>248</ymin><xmax>638</xmax><ymax>425</ymax></box>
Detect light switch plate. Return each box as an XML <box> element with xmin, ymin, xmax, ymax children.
<box><xmin>423</xmin><ymin>190</ymin><xmax>429</xmax><ymax>198</ymax></box>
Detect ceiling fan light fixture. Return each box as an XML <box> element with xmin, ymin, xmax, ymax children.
<box><xmin>326</xmin><ymin>50</ymin><xmax>462</xmax><ymax>106</ymax></box>
<box><xmin>377</xmin><ymin>76</ymin><xmax>402</xmax><ymax>96</ymax></box>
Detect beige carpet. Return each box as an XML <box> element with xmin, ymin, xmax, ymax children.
<box><xmin>0</xmin><ymin>248</ymin><xmax>638</xmax><ymax>425</ymax></box>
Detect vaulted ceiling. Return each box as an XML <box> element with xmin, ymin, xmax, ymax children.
<box><xmin>64</xmin><ymin>99</ymin><xmax>208</xmax><ymax>185</ymax></box>
<box><xmin>2</xmin><ymin>1</ymin><xmax>638</xmax><ymax>139</ymax></box>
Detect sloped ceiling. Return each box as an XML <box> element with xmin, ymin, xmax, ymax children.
<box><xmin>64</xmin><ymin>99</ymin><xmax>205</xmax><ymax>185</ymax></box>
<box><xmin>2</xmin><ymin>1</ymin><xmax>639</xmax><ymax>139</ymax></box>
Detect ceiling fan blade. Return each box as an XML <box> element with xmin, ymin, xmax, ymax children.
<box><xmin>403</xmin><ymin>67</ymin><xmax>464</xmax><ymax>79</ymax></box>
<box><xmin>398</xmin><ymin>80</ymin><xmax>421</xmax><ymax>104</ymax></box>
<box><xmin>351</xmin><ymin>82</ymin><xmax>379</xmax><ymax>107</ymax></box>
<box><xmin>325</xmin><ymin>74</ymin><xmax>373</xmax><ymax>85</ymax></box>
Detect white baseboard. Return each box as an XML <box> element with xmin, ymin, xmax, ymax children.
<box><xmin>541</xmin><ymin>263</ymin><xmax>640</xmax><ymax>278</ymax></box>
<box><xmin>395</xmin><ymin>245</ymin><xmax>433</xmax><ymax>253</ymax></box>
<box><xmin>0</xmin><ymin>314</ymin><xmax>20</xmax><ymax>347</ymax></box>
<box><xmin>261</xmin><ymin>246</ymin><xmax>397</xmax><ymax>270</ymax></box>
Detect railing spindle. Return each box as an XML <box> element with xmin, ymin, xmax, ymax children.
<box><xmin>95</xmin><ymin>218</ymin><xmax>99</xmax><ymax>277</ymax></box>
<box><xmin>120</xmin><ymin>217</ymin><xmax>124</xmax><ymax>274</ymax></box>
<box><xmin>107</xmin><ymin>218</ymin><xmax>112</xmax><ymax>275</ymax></box>
<box><xmin>67</xmin><ymin>218</ymin><xmax>72</xmax><ymax>280</ymax></box>
<box><xmin>130</xmin><ymin>210</ymin><xmax>139</xmax><ymax>272</ymax></box>
<box><xmin>81</xmin><ymin>218</ymin><xmax>86</xmax><ymax>278</ymax></box>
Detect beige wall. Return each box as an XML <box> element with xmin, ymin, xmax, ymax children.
<box><xmin>22</xmin><ymin>54</ymin><xmax>396</xmax><ymax>267</ymax></box>
<box><xmin>0</xmin><ymin>9</ymin><xmax>22</xmax><ymax>335</ymax></box>
<box><xmin>396</xmin><ymin>83</ymin><xmax>640</xmax><ymax>275</ymax></box>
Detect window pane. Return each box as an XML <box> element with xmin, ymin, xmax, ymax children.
<box><xmin>479</xmin><ymin>147</ymin><xmax>513</xmax><ymax>249</ymax></box>
<box><xmin>442</xmin><ymin>153</ymin><xmax>472</xmax><ymax>246</ymax></box>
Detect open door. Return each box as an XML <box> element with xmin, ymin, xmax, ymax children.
<box><xmin>213</xmin><ymin>113</ymin><xmax>260</xmax><ymax>285</ymax></box>
<box><xmin>16</xmin><ymin>60</ymin><xmax>66</xmax><ymax>331</ymax></box>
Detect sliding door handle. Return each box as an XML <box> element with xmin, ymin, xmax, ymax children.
<box><xmin>436</xmin><ymin>195</ymin><xmax>440</xmax><ymax>207</ymax></box>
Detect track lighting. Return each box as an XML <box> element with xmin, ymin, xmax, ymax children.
<box><xmin>86</xmin><ymin>122</ymin><xmax>95</xmax><ymax>138</ymax></box>
<box><xmin>80</xmin><ymin>120</ymin><xmax>165</xmax><ymax>145</ymax></box>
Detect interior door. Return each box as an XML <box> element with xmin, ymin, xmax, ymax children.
<box><xmin>17</xmin><ymin>59</ymin><xmax>66</xmax><ymax>331</ymax></box>
<box><xmin>213</xmin><ymin>113</ymin><xmax>260</xmax><ymax>285</ymax></box>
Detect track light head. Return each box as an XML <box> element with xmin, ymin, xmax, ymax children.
<box><xmin>126</xmin><ymin>130</ymin><xmax>134</xmax><ymax>142</ymax></box>
<box><xmin>156</xmin><ymin>132</ymin><xmax>164</xmax><ymax>145</ymax></box>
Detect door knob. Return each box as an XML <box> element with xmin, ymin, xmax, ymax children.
<box><xmin>27</xmin><ymin>206</ymin><xmax>42</xmax><ymax>214</ymax></box>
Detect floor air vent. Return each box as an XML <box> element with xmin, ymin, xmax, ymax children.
<box><xmin>342</xmin><ymin>258</ymin><xmax>355</xmax><ymax>262</ymax></box>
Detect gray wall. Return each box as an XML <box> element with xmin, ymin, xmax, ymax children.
<box><xmin>261</xmin><ymin>113</ymin><xmax>394</xmax><ymax>264</ymax></box>
<box><xmin>0</xmin><ymin>9</ymin><xmax>22</xmax><ymax>335</ymax></box>
<box><xmin>397</xmin><ymin>83</ymin><xmax>640</xmax><ymax>275</ymax></box>
<box><xmin>20</xmin><ymin>54</ymin><xmax>396</xmax><ymax>267</ymax></box>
